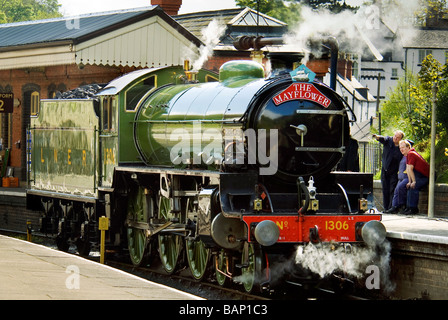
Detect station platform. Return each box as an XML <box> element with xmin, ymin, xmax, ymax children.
<box><xmin>381</xmin><ymin>213</ymin><xmax>448</xmax><ymax>244</ymax></box>
<box><xmin>0</xmin><ymin>235</ymin><xmax>203</xmax><ymax>300</ymax></box>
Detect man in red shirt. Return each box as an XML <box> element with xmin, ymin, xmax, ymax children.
<box><xmin>400</xmin><ymin>140</ymin><xmax>430</xmax><ymax>214</ymax></box>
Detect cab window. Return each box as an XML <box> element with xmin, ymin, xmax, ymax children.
<box><xmin>102</xmin><ymin>96</ymin><xmax>117</xmax><ymax>132</ymax></box>
<box><xmin>125</xmin><ymin>76</ymin><xmax>155</xmax><ymax>111</ymax></box>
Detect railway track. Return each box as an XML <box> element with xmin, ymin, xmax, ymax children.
<box><xmin>84</xmin><ymin>250</ymin><xmax>364</xmax><ymax>301</ymax></box>
<box><xmin>1</xmin><ymin>229</ymin><xmax>375</xmax><ymax>300</ymax></box>
<box><xmin>0</xmin><ymin>228</ymin><xmax>270</xmax><ymax>300</ymax></box>
<box><xmin>104</xmin><ymin>258</ymin><xmax>272</xmax><ymax>300</ymax></box>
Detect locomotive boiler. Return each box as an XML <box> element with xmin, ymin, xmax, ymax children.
<box><xmin>27</xmin><ymin>57</ymin><xmax>386</xmax><ymax>293</ymax></box>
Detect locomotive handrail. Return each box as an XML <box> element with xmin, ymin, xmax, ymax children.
<box><xmin>297</xmin><ymin>177</ymin><xmax>310</xmax><ymax>215</ymax></box>
<box><xmin>133</xmin><ymin>119</ymin><xmax>244</xmax><ymax>124</ymax></box>
<box><xmin>28</xmin><ymin>126</ymin><xmax>96</xmax><ymax>131</ymax></box>
<box><xmin>339</xmin><ymin>95</ymin><xmax>358</xmax><ymax>123</ymax></box>
<box><xmin>99</xmin><ymin>133</ymin><xmax>118</xmax><ymax>138</ymax></box>
<box><xmin>295</xmin><ymin>109</ymin><xmax>346</xmax><ymax>115</ymax></box>
<box><xmin>295</xmin><ymin>147</ymin><xmax>345</xmax><ymax>153</ymax></box>
<box><xmin>337</xmin><ymin>183</ymin><xmax>352</xmax><ymax>213</ymax></box>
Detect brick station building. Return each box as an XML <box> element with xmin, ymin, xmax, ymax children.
<box><xmin>0</xmin><ymin>0</ymin><xmax>335</xmax><ymax>184</ymax></box>
<box><xmin>0</xmin><ymin>3</ymin><xmax>202</xmax><ymax>182</ymax></box>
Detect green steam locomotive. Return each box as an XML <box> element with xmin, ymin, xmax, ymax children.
<box><xmin>27</xmin><ymin>59</ymin><xmax>386</xmax><ymax>293</ymax></box>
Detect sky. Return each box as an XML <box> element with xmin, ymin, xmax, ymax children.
<box><xmin>58</xmin><ymin>0</ymin><xmax>364</xmax><ymax>17</ymax></box>
<box><xmin>58</xmin><ymin>0</ymin><xmax>238</xmax><ymax>17</ymax></box>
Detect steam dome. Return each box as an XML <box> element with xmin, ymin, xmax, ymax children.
<box><xmin>219</xmin><ymin>60</ymin><xmax>265</xmax><ymax>82</ymax></box>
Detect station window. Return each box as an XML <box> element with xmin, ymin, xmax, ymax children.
<box><xmin>125</xmin><ymin>76</ymin><xmax>156</xmax><ymax>111</ymax></box>
<box><xmin>103</xmin><ymin>97</ymin><xmax>117</xmax><ymax>132</ymax></box>
<box><xmin>418</xmin><ymin>49</ymin><xmax>432</xmax><ymax>64</ymax></box>
<box><xmin>30</xmin><ymin>91</ymin><xmax>40</xmax><ymax>115</ymax></box>
<box><xmin>391</xmin><ymin>68</ymin><xmax>398</xmax><ymax>78</ymax></box>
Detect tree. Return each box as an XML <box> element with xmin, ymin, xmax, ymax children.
<box><xmin>296</xmin><ymin>0</ymin><xmax>359</xmax><ymax>13</ymax></box>
<box><xmin>382</xmin><ymin>55</ymin><xmax>444</xmax><ymax>141</ymax></box>
<box><xmin>409</xmin><ymin>54</ymin><xmax>444</xmax><ymax>141</ymax></box>
<box><xmin>0</xmin><ymin>0</ymin><xmax>61</xmax><ymax>24</ymax></box>
<box><xmin>435</xmin><ymin>80</ymin><xmax>448</xmax><ymax>182</ymax></box>
<box><xmin>381</xmin><ymin>54</ymin><xmax>448</xmax><ymax>182</ymax></box>
<box><xmin>437</xmin><ymin>80</ymin><xmax>448</xmax><ymax>132</ymax></box>
<box><xmin>381</xmin><ymin>71</ymin><xmax>420</xmax><ymax>138</ymax></box>
<box><xmin>236</xmin><ymin>0</ymin><xmax>359</xmax><ymax>28</ymax></box>
<box><xmin>236</xmin><ymin>0</ymin><xmax>303</xmax><ymax>26</ymax></box>
<box><xmin>415</xmin><ymin>0</ymin><xmax>448</xmax><ymax>26</ymax></box>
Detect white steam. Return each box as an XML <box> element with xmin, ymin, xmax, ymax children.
<box><xmin>183</xmin><ymin>19</ymin><xmax>227</xmax><ymax>71</ymax></box>
<box><xmin>296</xmin><ymin>243</ymin><xmax>373</xmax><ymax>278</ymax></box>
<box><xmin>284</xmin><ymin>2</ymin><xmax>421</xmax><ymax>64</ymax></box>
<box><xmin>295</xmin><ymin>241</ymin><xmax>395</xmax><ymax>293</ymax></box>
<box><xmin>233</xmin><ymin>241</ymin><xmax>394</xmax><ymax>294</ymax></box>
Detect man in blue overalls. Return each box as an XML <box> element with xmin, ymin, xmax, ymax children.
<box><xmin>373</xmin><ymin>130</ymin><xmax>405</xmax><ymax>211</ymax></box>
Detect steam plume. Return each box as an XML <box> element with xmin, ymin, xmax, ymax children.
<box><xmin>183</xmin><ymin>19</ymin><xmax>227</xmax><ymax>71</ymax></box>
<box><xmin>284</xmin><ymin>2</ymin><xmax>421</xmax><ymax>63</ymax></box>
<box><xmin>295</xmin><ymin>241</ymin><xmax>395</xmax><ymax>293</ymax></box>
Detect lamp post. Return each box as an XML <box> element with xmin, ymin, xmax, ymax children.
<box><xmin>428</xmin><ymin>82</ymin><xmax>437</xmax><ymax>218</ymax></box>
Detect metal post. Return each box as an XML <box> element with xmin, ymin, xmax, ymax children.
<box><xmin>26</xmin><ymin>220</ymin><xmax>32</xmax><ymax>242</ymax></box>
<box><xmin>428</xmin><ymin>83</ymin><xmax>437</xmax><ymax>218</ymax></box>
<box><xmin>99</xmin><ymin>216</ymin><xmax>109</xmax><ymax>264</ymax></box>
<box><xmin>376</xmin><ymin>72</ymin><xmax>381</xmax><ymax>115</ymax></box>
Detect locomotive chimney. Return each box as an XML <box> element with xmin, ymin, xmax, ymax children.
<box><xmin>151</xmin><ymin>0</ymin><xmax>182</xmax><ymax>16</ymax></box>
<box><xmin>184</xmin><ymin>59</ymin><xmax>198</xmax><ymax>82</ymax></box>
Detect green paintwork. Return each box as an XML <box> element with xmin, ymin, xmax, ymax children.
<box><xmin>116</xmin><ymin>67</ymin><xmax>218</xmax><ymax>165</ymax></box>
<box><xmin>133</xmin><ymin>72</ymin><xmax>267</xmax><ymax>169</ymax></box>
<box><xmin>158</xmin><ymin>195</ymin><xmax>182</xmax><ymax>274</ymax></box>
<box><xmin>218</xmin><ymin>60</ymin><xmax>265</xmax><ymax>82</ymax></box>
<box><xmin>186</xmin><ymin>238</ymin><xmax>210</xmax><ymax>280</ymax></box>
<box><xmin>29</xmin><ymin>66</ymin><xmax>219</xmax><ymax>194</ymax></box>
<box><xmin>127</xmin><ymin>187</ymin><xmax>150</xmax><ymax>266</ymax></box>
<box><xmin>30</xmin><ymin>100</ymin><xmax>99</xmax><ymax>197</ymax></box>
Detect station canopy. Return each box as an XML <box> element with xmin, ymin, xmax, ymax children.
<box><xmin>0</xmin><ymin>6</ymin><xmax>201</xmax><ymax>70</ymax></box>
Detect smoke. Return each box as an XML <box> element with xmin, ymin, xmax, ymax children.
<box><xmin>283</xmin><ymin>1</ymin><xmax>422</xmax><ymax>64</ymax></box>
<box><xmin>183</xmin><ymin>19</ymin><xmax>227</xmax><ymax>71</ymax></box>
<box><xmin>295</xmin><ymin>240</ymin><xmax>395</xmax><ymax>294</ymax></box>
<box><xmin>232</xmin><ymin>256</ymin><xmax>295</xmax><ymax>288</ymax></box>
<box><xmin>232</xmin><ymin>240</ymin><xmax>395</xmax><ymax>294</ymax></box>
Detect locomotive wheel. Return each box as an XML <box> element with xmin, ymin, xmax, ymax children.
<box><xmin>127</xmin><ymin>187</ymin><xmax>151</xmax><ymax>267</ymax></box>
<box><xmin>55</xmin><ymin>233</ymin><xmax>70</xmax><ymax>252</ymax></box>
<box><xmin>186</xmin><ymin>239</ymin><xmax>210</xmax><ymax>280</ymax></box>
<box><xmin>215</xmin><ymin>249</ymin><xmax>233</xmax><ymax>287</ymax></box>
<box><xmin>76</xmin><ymin>238</ymin><xmax>91</xmax><ymax>257</ymax></box>
<box><xmin>75</xmin><ymin>206</ymin><xmax>91</xmax><ymax>256</ymax></box>
<box><xmin>49</xmin><ymin>203</ymin><xmax>69</xmax><ymax>251</ymax></box>
<box><xmin>127</xmin><ymin>228</ymin><xmax>150</xmax><ymax>266</ymax></box>
<box><xmin>241</xmin><ymin>243</ymin><xmax>264</xmax><ymax>293</ymax></box>
<box><xmin>158</xmin><ymin>195</ymin><xmax>182</xmax><ymax>274</ymax></box>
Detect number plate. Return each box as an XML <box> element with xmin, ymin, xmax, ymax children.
<box><xmin>243</xmin><ymin>214</ymin><xmax>382</xmax><ymax>243</ymax></box>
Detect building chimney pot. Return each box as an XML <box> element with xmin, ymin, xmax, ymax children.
<box><xmin>151</xmin><ymin>0</ymin><xmax>182</xmax><ymax>16</ymax></box>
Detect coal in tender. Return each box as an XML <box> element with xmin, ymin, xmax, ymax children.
<box><xmin>55</xmin><ymin>84</ymin><xmax>105</xmax><ymax>99</ymax></box>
